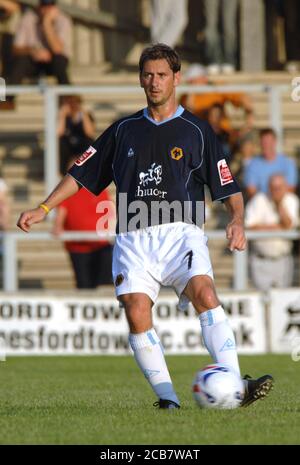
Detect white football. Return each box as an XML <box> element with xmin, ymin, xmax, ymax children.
<box><xmin>192</xmin><ymin>363</ymin><xmax>244</xmax><ymax>409</ymax></box>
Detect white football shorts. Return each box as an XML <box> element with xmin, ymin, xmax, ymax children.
<box><xmin>112</xmin><ymin>222</ymin><xmax>214</xmax><ymax>311</ymax></box>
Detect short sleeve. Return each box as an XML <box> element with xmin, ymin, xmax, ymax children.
<box><xmin>14</xmin><ymin>13</ymin><xmax>31</xmax><ymax>48</ymax></box>
<box><xmin>68</xmin><ymin>123</ymin><xmax>116</xmax><ymax>196</ymax></box>
<box><xmin>283</xmin><ymin>194</ymin><xmax>299</xmax><ymax>227</ymax></box>
<box><xmin>244</xmin><ymin>159</ymin><xmax>258</xmax><ymax>188</ymax></box>
<box><xmin>244</xmin><ymin>194</ymin><xmax>264</xmax><ymax>227</ymax></box>
<box><xmin>198</xmin><ymin>122</ymin><xmax>240</xmax><ymax>201</ymax></box>
<box><xmin>56</xmin><ymin>14</ymin><xmax>73</xmax><ymax>58</ymax></box>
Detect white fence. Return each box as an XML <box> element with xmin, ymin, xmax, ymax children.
<box><xmin>5</xmin><ymin>83</ymin><xmax>290</xmax><ymax>194</ymax></box>
<box><xmin>2</xmin><ymin>229</ymin><xmax>299</xmax><ymax>292</ymax></box>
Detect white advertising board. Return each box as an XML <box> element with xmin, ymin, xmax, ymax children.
<box><xmin>269</xmin><ymin>288</ymin><xmax>300</xmax><ymax>354</ymax></box>
<box><xmin>0</xmin><ymin>292</ymin><xmax>266</xmax><ymax>355</ymax></box>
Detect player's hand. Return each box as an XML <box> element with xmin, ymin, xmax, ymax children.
<box><xmin>226</xmin><ymin>219</ymin><xmax>247</xmax><ymax>252</ymax></box>
<box><xmin>17</xmin><ymin>207</ymin><xmax>47</xmax><ymax>233</ymax></box>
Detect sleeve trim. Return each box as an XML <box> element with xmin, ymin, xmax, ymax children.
<box><xmin>213</xmin><ymin>191</ymin><xmax>241</xmax><ymax>202</ymax></box>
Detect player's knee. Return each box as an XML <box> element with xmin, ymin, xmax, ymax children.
<box><xmin>193</xmin><ymin>285</ymin><xmax>219</xmax><ymax>311</ymax></box>
<box><xmin>119</xmin><ymin>294</ymin><xmax>152</xmax><ymax>332</ymax></box>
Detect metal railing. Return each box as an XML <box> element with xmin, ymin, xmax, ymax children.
<box><xmin>2</xmin><ymin>229</ymin><xmax>299</xmax><ymax>292</ymax></box>
<box><xmin>5</xmin><ymin>82</ymin><xmax>290</xmax><ymax>195</ymax></box>
<box><xmin>2</xmin><ymin>82</ymin><xmax>295</xmax><ymax>291</ymax></box>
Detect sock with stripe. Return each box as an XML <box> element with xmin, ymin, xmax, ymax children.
<box><xmin>199</xmin><ymin>305</ymin><xmax>240</xmax><ymax>375</ymax></box>
<box><xmin>129</xmin><ymin>328</ymin><xmax>180</xmax><ymax>405</ymax></box>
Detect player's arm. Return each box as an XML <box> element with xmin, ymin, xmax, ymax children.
<box><xmin>17</xmin><ymin>175</ymin><xmax>80</xmax><ymax>233</ymax></box>
<box><xmin>223</xmin><ymin>192</ymin><xmax>246</xmax><ymax>252</ymax></box>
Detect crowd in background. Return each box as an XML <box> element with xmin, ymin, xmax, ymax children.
<box><xmin>0</xmin><ymin>0</ymin><xmax>299</xmax><ymax>291</ymax></box>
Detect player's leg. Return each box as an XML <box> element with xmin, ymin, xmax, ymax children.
<box><xmin>119</xmin><ymin>292</ymin><xmax>180</xmax><ymax>409</ymax></box>
<box><xmin>183</xmin><ymin>275</ymin><xmax>241</xmax><ymax>375</ymax></box>
<box><xmin>183</xmin><ymin>275</ymin><xmax>274</xmax><ymax>406</ymax></box>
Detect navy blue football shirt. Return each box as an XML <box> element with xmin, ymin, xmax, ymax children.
<box><xmin>68</xmin><ymin>105</ymin><xmax>240</xmax><ymax>233</ymax></box>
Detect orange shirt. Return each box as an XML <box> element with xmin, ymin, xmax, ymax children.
<box><xmin>180</xmin><ymin>91</ymin><xmax>247</xmax><ymax>131</ymax></box>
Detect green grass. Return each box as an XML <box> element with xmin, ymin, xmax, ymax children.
<box><xmin>0</xmin><ymin>355</ymin><xmax>299</xmax><ymax>445</ymax></box>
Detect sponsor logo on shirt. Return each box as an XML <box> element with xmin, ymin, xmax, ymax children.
<box><xmin>75</xmin><ymin>146</ymin><xmax>97</xmax><ymax>166</ymax></box>
<box><xmin>136</xmin><ymin>163</ymin><xmax>167</xmax><ymax>199</ymax></box>
<box><xmin>139</xmin><ymin>162</ymin><xmax>162</xmax><ymax>186</ymax></box>
<box><xmin>171</xmin><ymin>146</ymin><xmax>184</xmax><ymax>161</ymax></box>
<box><xmin>217</xmin><ymin>159</ymin><xmax>234</xmax><ymax>186</ymax></box>
<box><xmin>127</xmin><ymin>148</ymin><xmax>134</xmax><ymax>157</ymax></box>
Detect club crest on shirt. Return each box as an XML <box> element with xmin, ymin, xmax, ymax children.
<box><xmin>75</xmin><ymin>146</ymin><xmax>97</xmax><ymax>166</ymax></box>
<box><xmin>115</xmin><ymin>273</ymin><xmax>124</xmax><ymax>287</ymax></box>
<box><xmin>217</xmin><ymin>159</ymin><xmax>234</xmax><ymax>186</ymax></box>
<box><xmin>171</xmin><ymin>146</ymin><xmax>184</xmax><ymax>161</ymax></box>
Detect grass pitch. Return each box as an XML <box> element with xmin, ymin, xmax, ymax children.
<box><xmin>0</xmin><ymin>354</ymin><xmax>299</xmax><ymax>445</ymax></box>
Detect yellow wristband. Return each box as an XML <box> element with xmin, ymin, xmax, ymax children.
<box><xmin>39</xmin><ymin>203</ymin><xmax>50</xmax><ymax>214</ymax></box>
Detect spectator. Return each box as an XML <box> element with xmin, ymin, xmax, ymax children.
<box><xmin>245</xmin><ymin>174</ymin><xmax>299</xmax><ymax>291</ymax></box>
<box><xmin>265</xmin><ymin>0</ymin><xmax>300</xmax><ymax>72</ymax></box>
<box><xmin>0</xmin><ymin>0</ymin><xmax>20</xmax><ymax>80</ymax></box>
<box><xmin>180</xmin><ymin>64</ymin><xmax>253</xmax><ymax>146</ymax></box>
<box><xmin>205</xmin><ymin>103</ymin><xmax>231</xmax><ymax>155</ymax></box>
<box><xmin>230</xmin><ymin>134</ymin><xmax>256</xmax><ymax>199</ymax></box>
<box><xmin>0</xmin><ymin>177</ymin><xmax>9</xmax><ymax>230</ymax></box>
<box><xmin>9</xmin><ymin>0</ymin><xmax>72</xmax><ymax>88</ymax></box>
<box><xmin>150</xmin><ymin>0</ymin><xmax>188</xmax><ymax>48</ymax></box>
<box><xmin>204</xmin><ymin>0</ymin><xmax>239</xmax><ymax>74</ymax></box>
<box><xmin>244</xmin><ymin>128</ymin><xmax>298</xmax><ymax>198</ymax></box>
<box><xmin>281</xmin><ymin>0</ymin><xmax>300</xmax><ymax>72</ymax></box>
<box><xmin>57</xmin><ymin>95</ymin><xmax>96</xmax><ymax>175</ymax></box>
<box><xmin>53</xmin><ymin>158</ymin><xmax>114</xmax><ymax>289</ymax></box>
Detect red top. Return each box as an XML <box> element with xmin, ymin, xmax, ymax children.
<box><xmin>60</xmin><ymin>188</ymin><xmax>113</xmax><ymax>253</ymax></box>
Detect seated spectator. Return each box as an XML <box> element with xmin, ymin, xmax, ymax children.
<box><xmin>0</xmin><ymin>0</ymin><xmax>20</xmax><ymax>80</ymax></box>
<box><xmin>0</xmin><ymin>177</ymin><xmax>10</xmax><ymax>230</ymax></box>
<box><xmin>57</xmin><ymin>95</ymin><xmax>96</xmax><ymax>175</ymax></box>
<box><xmin>244</xmin><ymin>128</ymin><xmax>298</xmax><ymax>198</ymax></box>
<box><xmin>180</xmin><ymin>64</ymin><xmax>254</xmax><ymax>142</ymax></box>
<box><xmin>205</xmin><ymin>103</ymin><xmax>231</xmax><ymax>155</ymax></box>
<box><xmin>53</xmin><ymin>157</ymin><xmax>115</xmax><ymax>289</ymax></box>
<box><xmin>9</xmin><ymin>0</ymin><xmax>72</xmax><ymax>89</ymax></box>
<box><xmin>245</xmin><ymin>174</ymin><xmax>299</xmax><ymax>291</ymax></box>
<box><xmin>230</xmin><ymin>134</ymin><xmax>257</xmax><ymax>200</ymax></box>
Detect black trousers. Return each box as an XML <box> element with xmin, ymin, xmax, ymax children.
<box><xmin>0</xmin><ymin>33</ymin><xmax>14</xmax><ymax>80</ymax></box>
<box><xmin>282</xmin><ymin>0</ymin><xmax>300</xmax><ymax>61</ymax></box>
<box><xmin>69</xmin><ymin>245</ymin><xmax>113</xmax><ymax>289</ymax></box>
<box><xmin>9</xmin><ymin>53</ymin><xmax>70</xmax><ymax>85</ymax></box>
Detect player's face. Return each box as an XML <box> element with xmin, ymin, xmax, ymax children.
<box><xmin>140</xmin><ymin>59</ymin><xmax>180</xmax><ymax>107</ymax></box>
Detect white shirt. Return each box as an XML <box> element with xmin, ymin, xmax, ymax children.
<box><xmin>245</xmin><ymin>192</ymin><xmax>299</xmax><ymax>258</ymax></box>
<box><xmin>14</xmin><ymin>9</ymin><xmax>72</xmax><ymax>58</ymax></box>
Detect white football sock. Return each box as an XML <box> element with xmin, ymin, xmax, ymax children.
<box><xmin>129</xmin><ymin>328</ymin><xmax>180</xmax><ymax>405</ymax></box>
<box><xmin>200</xmin><ymin>305</ymin><xmax>241</xmax><ymax>376</ymax></box>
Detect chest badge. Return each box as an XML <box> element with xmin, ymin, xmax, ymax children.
<box><xmin>171</xmin><ymin>146</ymin><xmax>184</xmax><ymax>161</ymax></box>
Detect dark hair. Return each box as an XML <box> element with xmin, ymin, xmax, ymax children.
<box><xmin>39</xmin><ymin>0</ymin><xmax>56</xmax><ymax>6</ymax></box>
<box><xmin>139</xmin><ymin>43</ymin><xmax>181</xmax><ymax>74</ymax></box>
<box><xmin>259</xmin><ymin>128</ymin><xmax>277</xmax><ymax>138</ymax></box>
